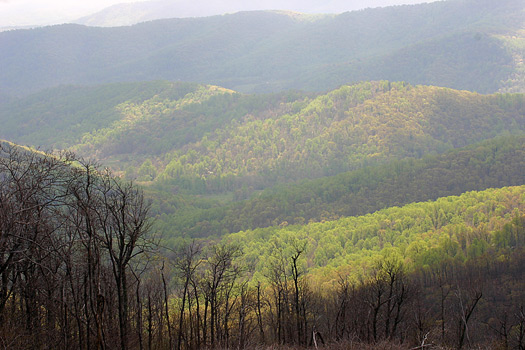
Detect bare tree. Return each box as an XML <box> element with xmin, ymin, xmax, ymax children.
<box><xmin>99</xmin><ymin>176</ymin><xmax>152</xmax><ymax>350</ymax></box>
<box><xmin>172</xmin><ymin>241</ymin><xmax>202</xmax><ymax>350</ymax></box>
<box><xmin>202</xmin><ymin>243</ymin><xmax>242</xmax><ymax>348</ymax></box>
<box><xmin>0</xmin><ymin>145</ymin><xmax>155</xmax><ymax>350</ymax></box>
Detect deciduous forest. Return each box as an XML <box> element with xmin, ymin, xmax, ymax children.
<box><xmin>0</xmin><ymin>0</ymin><xmax>525</xmax><ymax>349</ymax></box>
<box><xmin>1</xmin><ymin>143</ymin><xmax>525</xmax><ymax>349</ymax></box>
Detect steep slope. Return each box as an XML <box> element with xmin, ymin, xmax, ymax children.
<box><xmin>1</xmin><ymin>0</ymin><xmax>522</xmax><ymax>95</ymax></box>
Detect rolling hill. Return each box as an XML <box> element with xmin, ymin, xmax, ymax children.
<box><xmin>2</xmin><ymin>134</ymin><xmax>525</xmax><ymax>349</ymax></box>
<box><xmin>0</xmin><ymin>81</ymin><xmax>240</xmax><ymax>149</ymax></box>
<box><xmin>74</xmin><ymin>0</ymin><xmax>438</xmax><ymax>27</ymax></box>
<box><xmin>2</xmin><ymin>80</ymin><xmax>523</xmax><ymax>195</ymax></box>
<box><xmin>148</xmin><ymin>82</ymin><xmax>524</xmax><ymax>193</ymax></box>
<box><xmin>3</xmin><ymin>78</ymin><xmax>523</xmax><ymax>242</ymax></box>
<box><xmin>225</xmin><ymin>185</ymin><xmax>525</xmax><ymax>279</ymax></box>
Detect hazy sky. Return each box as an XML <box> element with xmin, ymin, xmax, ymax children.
<box><xmin>0</xmin><ymin>0</ymin><xmax>439</xmax><ymax>28</ymax></box>
<box><xmin>0</xmin><ymin>0</ymin><xmax>141</xmax><ymax>27</ymax></box>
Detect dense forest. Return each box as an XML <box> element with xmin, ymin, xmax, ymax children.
<box><xmin>1</xmin><ymin>84</ymin><xmax>524</xmax><ymax>350</ymax></box>
<box><xmin>149</xmin><ymin>82</ymin><xmax>524</xmax><ymax>193</ymax></box>
<box><xmin>2</xmin><ymin>81</ymin><xmax>523</xmax><ymax>194</ymax></box>
<box><xmin>0</xmin><ymin>80</ymin><xmax>524</xmax><ymax>350</ymax></box>
<box><xmin>153</xmin><ymin>135</ymin><xmax>525</xmax><ymax>239</ymax></box>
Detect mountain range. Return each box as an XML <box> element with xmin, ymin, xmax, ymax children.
<box><xmin>1</xmin><ymin>0</ymin><xmax>523</xmax><ymax>96</ymax></box>
<box><xmin>74</xmin><ymin>0</ymin><xmax>440</xmax><ymax>27</ymax></box>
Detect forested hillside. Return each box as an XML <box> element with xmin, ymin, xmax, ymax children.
<box><xmin>2</xmin><ymin>143</ymin><xmax>524</xmax><ymax>349</ymax></box>
<box><xmin>1</xmin><ymin>0</ymin><xmax>525</xmax><ymax>348</ymax></box>
<box><xmin>2</xmin><ymin>77</ymin><xmax>524</xmax><ymax>243</ymax></box>
<box><xmin>3</xmin><ymin>81</ymin><xmax>523</xmax><ymax>196</ymax></box>
<box><xmin>0</xmin><ymin>81</ymin><xmax>212</xmax><ymax>148</ymax></box>
<box><xmin>226</xmin><ymin>185</ymin><xmax>525</xmax><ymax>279</ymax></box>
<box><xmin>1</xmin><ymin>88</ymin><xmax>524</xmax><ymax>350</ymax></box>
<box><xmin>151</xmin><ymin>82</ymin><xmax>524</xmax><ymax>193</ymax></box>
<box><xmin>153</xmin><ymin>135</ymin><xmax>525</xmax><ymax>238</ymax></box>
<box><xmin>0</xmin><ymin>0</ymin><xmax>523</xmax><ymax>95</ymax></box>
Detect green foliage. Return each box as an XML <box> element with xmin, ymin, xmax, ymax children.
<box><xmin>224</xmin><ymin>186</ymin><xmax>525</xmax><ymax>281</ymax></box>
<box><xmin>2</xmin><ymin>82</ymin><xmax>523</xmax><ymax>200</ymax></box>
<box><xmin>151</xmin><ymin>135</ymin><xmax>525</xmax><ymax>239</ymax></box>
<box><xmin>0</xmin><ymin>80</ymin><xmax>200</xmax><ymax>149</ymax></box>
<box><xmin>1</xmin><ymin>1</ymin><xmax>524</xmax><ymax>343</ymax></box>
<box><xmin>2</xmin><ymin>78</ymin><xmax>524</xmax><ymax>244</ymax></box>
<box><xmin>72</xmin><ymin>84</ymin><xmax>239</xmax><ymax>157</ymax></box>
<box><xmin>153</xmin><ymin>83</ymin><xmax>524</xmax><ymax>194</ymax></box>
<box><xmin>137</xmin><ymin>159</ymin><xmax>157</xmax><ymax>181</ymax></box>
<box><xmin>0</xmin><ymin>81</ymin><xmax>309</xmax><ymax>169</ymax></box>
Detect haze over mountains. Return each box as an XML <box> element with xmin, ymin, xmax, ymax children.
<box><xmin>1</xmin><ymin>0</ymin><xmax>523</xmax><ymax>96</ymax></box>
<box><xmin>0</xmin><ymin>0</ymin><xmax>438</xmax><ymax>28</ymax></box>
<box><xmin>0</xmin><ymin>0</ymin><xmax>523</xmax><ymax>241</ymax></box>
<box><xmin>74</xmin><ymin>0</ymin><xmax>441</xmax><ymax>27</ymax></box>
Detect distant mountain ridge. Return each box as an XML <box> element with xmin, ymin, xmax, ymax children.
<box><xmin>74</xmin><ymin>0</ymin><xmax>436</xmax><ymax>27</ymax></box>
<box><xmin>1</xmin><ymin>0</ymin><xmax>523</xmax><ymax>95</ymax></box>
